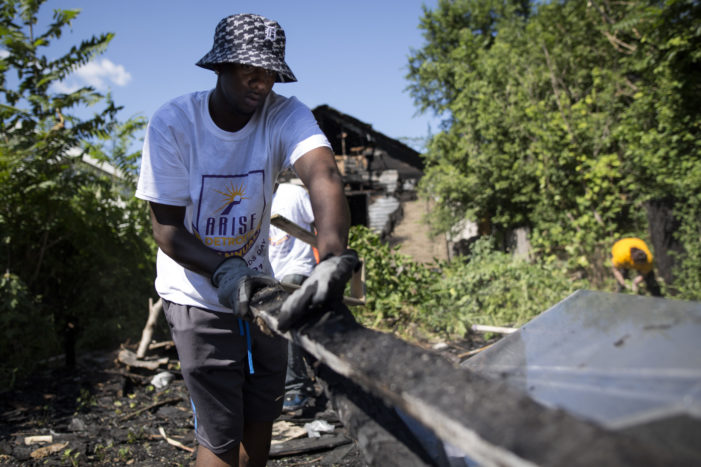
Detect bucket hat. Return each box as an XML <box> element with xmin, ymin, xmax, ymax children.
<box><xmin>196</xmin><ymin>14</ymin><xmax>297</xmax><ymax>83</ymax></box>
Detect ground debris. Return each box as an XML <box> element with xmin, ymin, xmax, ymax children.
<box><xmin>0</xmin><ymin>343</ymin><xmax>382</xmax><ymax>466</ymax></box>
<box><xmin>0</xmin><ymin>331</ymin><xmax>483</xmax><ymax>466</ymax></box>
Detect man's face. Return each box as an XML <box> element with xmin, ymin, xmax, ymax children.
<box><xmin>217</xmin><ymin>63</ymin><xmax>276</xmax><ymax>116</ymax></box>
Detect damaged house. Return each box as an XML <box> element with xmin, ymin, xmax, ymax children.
<box><xmin>312</xmin><ymin>105</ymin><xmax>423</xmax><ymax>239</ymax></box>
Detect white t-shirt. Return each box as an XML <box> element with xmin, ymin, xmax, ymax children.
<box><xmin>269</xmin><ymin>183</ymin><xmax>317</xmax><ymax>280</ymax></box>
<box><xmin>135</xmin><ymin>90</ymin><xmax>330</xmax><ymax>312</ymax></box>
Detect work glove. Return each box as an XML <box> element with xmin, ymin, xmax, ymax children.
<box><xmin>277</xmin><ymin>249</ymin><xmax>359</xmax><ymax>332</ymax></box>
<box><xmin>212</xmin><ymin>257</ymin><xmax>279</xmax><ymax>318</ymax></box>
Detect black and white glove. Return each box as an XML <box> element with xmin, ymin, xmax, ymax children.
<box><xmin>212</xmin><ymin>257</ymin><xmax>279</xmax><ymax>318</ymax></box>
<box><xmin>277</xmin><ymin>249</ymin><xmax>359</xmax><ymax>332</ymax></box>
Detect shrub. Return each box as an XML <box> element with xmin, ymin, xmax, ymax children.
<box><xmin>349</xmin><ymin>227</ymin><xmax>585</xmax><ymax>341</ymax></box>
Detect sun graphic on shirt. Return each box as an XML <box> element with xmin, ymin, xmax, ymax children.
<box><xmin>215</xmin><ymin>182</ymin><xmax>248</xmax><ymax>215</ymax></box>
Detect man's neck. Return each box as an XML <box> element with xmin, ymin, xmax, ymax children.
<box><xmin>208</xmin><ymin>89</ymin><xmax>253</xmax><ymax>132</ymax></box>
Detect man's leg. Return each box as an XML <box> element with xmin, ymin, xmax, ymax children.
<box><xmin>285</xmin><ymin>340</ymin><xmax>308</xmax><ymax>392</ymax></box>
<box><xmin>281</xmin><ymin>273</ymin><xmax>314</xmax><ymax>411</ymax></box>
<box><xmin>239</xmin><ymin>421</ymin><xmax>275</xmax><ymax>467</ymax></box>
<box><xmin>194</xmin><ymin>422</ymin><xmax>273</xmax><ymax>467</ymax></box>
<box><xmin>196</xmin><ymin>445</ymin><xmax>238</xmax><ymax>467</ymax></box>
<box><xmin>163</xmin><ymin>302</ymin><xmax>248</xmax><ymax>467</ymax></box>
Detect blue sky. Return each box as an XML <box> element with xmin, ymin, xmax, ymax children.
<box><xmin>28</xmin><ymin>0</ymin><xmax>440</xmax><ymax>150</ymax></box>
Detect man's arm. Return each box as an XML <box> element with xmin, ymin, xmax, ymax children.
<box><xmin>632</xmin><ymin>274</ymin><xmax>645</xmax><ymax>292</ymax></box>
<box><xmin>293</xmin><ymin>146</ymin><xmax>350</xmax><ymax>258</ymax></box>
<box><xmin>277</xmin><ymin>147</ymin><xmax>356</xmax><ymax>332</ymax></box>
<box><xmin>150</xmin><ymin>201</ymin><xmax>278</xmax><ymax>316</ymax></box>
<box><xmin>611</xmin><ymin>266</ymin><xmax>629</xmax><ymax>290</ymax></box>
<box><xmin>149</xmin><ymin>202</ymin><xmax>223</xmax><ymax>277</ymax></box>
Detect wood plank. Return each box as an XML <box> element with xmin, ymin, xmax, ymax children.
<box><xmin>271</xmin><ymin>214</ymin><xmax>317</xmax><ymax>247</ymax></box>
<box><xmin>268</xmin><ymin>433</ymin><xmax>351</xmax><ymax>458</ymax></box>
<box><xmin>316</xmin><ymin>362</ymin><xmax>434</xmax><ymax>466</ymax></box>
<box><xmin>250</xmin><ymin>287</ymin><xmax>682</xmax><ymax>466</ymax></box>
<box><xmin>117</xmin><ymin>348</ymin><xmax>168</xmax><ymax>370</ymax></box>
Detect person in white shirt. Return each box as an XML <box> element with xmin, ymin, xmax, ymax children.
<box><xmin>269</xmin><ymin>181</ymin><xmax>318</xmax><ymax>413</ymax></box>
<box><xmin>136</xmin><ymin>13</ymin><xmax>356</xmax><ymax>467</ymax></box>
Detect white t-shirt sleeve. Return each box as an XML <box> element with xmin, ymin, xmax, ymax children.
<box><xmin>289</xmin><ymin>134</ymin><xmax>332</xmax><ymax>166</ymax></box>
<box><xmin>274</xmin><ymin>98</ymin><xmax>331</xmax><ymax>168</ymax></box>
<box><xmin>135</xmin><ymin>110</ymin><xmax>190</xmax><ymax>206</ymax></box>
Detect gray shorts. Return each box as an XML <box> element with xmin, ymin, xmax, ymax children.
<box><xmin>163</xmin><ymin>300</ymin><xmax>288</xmax><ymax>454</ymax></box>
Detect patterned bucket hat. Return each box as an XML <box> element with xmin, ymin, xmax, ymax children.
<box><xmin>196</xmin><ymin>14</ymin><xmax>297</xmax><ymax>83</ymax></box>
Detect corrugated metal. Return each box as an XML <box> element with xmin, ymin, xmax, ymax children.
<box><xmin>368</xmin><ymin>195</ymin><xmax>401</xmax><ymax>238</ymax></box>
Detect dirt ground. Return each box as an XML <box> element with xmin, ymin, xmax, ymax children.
<box><xmin>0</xmin><ymin>335</ymin><xmax>489</xmax><ymax>466</ymax></box>
<box><xmin>389</xmin><ymin>198</ymin><xmax>448</xmax><ymax>264</ymax></box>
<box><xmin>0</xmin><ymin>345</ymin><xmax>360</xmax><ymax>466</ymax></box>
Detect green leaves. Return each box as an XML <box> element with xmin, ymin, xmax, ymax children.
<box><xmin>0</xmin><ymin>0</ymin><xmax>155</xmax><ymax>388</ymax></box>
<box><xmin>349</xmin><ymin>227</ymin><xmax>581</xmax><ymax>341</ymax></box>
<box><xmin>407</xmin><ymin>0</ymin><xmax>700</xmax><ymax>298</ymax></box>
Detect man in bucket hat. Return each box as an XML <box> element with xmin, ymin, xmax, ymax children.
<box><xmin>136</xmin><ymin>13</ymin><xmax>357</xmax><ymax>467</ymax></box>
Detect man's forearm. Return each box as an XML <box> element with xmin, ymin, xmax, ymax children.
<box><xmin>309</xmin><ymin>180</ymin><xmax>350</xmax><ymax>258</ymax></box>
<box><xmin>156</xmin><ymin>225</ymin><xmax>224</xmax><ymax>277</ymax></box>
<box><xmin>150</xmin><ymin>202</ymin><xmax>224</xmax><ymax>278</ymax></box>
<box><xmin>295</xmin><ymin>147</ymin><xmax>350</xmax><ymax>258</ymax></box>
<box><xmin>612</xmin><ymin>267</ymin><xmax>626</xmax><ymax>286</ymax></box>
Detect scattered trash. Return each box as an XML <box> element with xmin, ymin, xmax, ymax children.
<box><xmin>24</xmin><ymin>435</ymin><xmax>52</xmax><ymax>445</ymax></box>
<box><xmin>304</xmin><ymin>419</ymin><xmax>335</xmax><ymax>438</ymax></box>
<box><xmin>30</xmin><ymin>442</ymin><xmax>68</xmax><ymax>459</ymax></box>
<box><xmin>432</xmin><ymin>342</ymin><xmax>448</xmax><ymax>350</ymax></box>
<box><xmin>470</xmin><ymin>324</ymin><xmax>517</xmax><ymax>334</ymax></box>
<box><xmin>158</xmin><ymin>426</ymin><xmax>194</xmax><ymax>453</ymax></box>
<box><xmin>68</xmin><ymin>416</ymin><xmax>87</xmax><ymax>432</ymax></box>
<box><xmin>150</xmin><ymin>371</ymin><xmax>174</xmax><ymax>390</ymax></box>
<box><xmin>271</xmin><ymin>420</ymin><xmax>307</xmax><ymax>445</ymax></box>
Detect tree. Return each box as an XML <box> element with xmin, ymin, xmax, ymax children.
<box><xmin>0</xmin><ymin>0</ymin><xmax>155</xmax><ymax>386</ymax></box>
<box><xmin>407</xmin><ymin>0</ymin><xmax>700</xmax><ymax>297</ymax></box>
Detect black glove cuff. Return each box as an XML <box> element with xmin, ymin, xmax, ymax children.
<box><xmin>318</xmin><ymin>248</ymin><xmax>358</xmax><ymax>264</ymax></box>
<box><xmin>211</xmin><ymin>255</ymin><xmax>247</xmax><ymax>287</ymax></box>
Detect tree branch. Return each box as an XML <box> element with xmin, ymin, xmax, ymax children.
<box><xmin>30</xmin><ymin>230</ymin><xmax>50</xmax><ymax>285</ymax></box>
<box><xmin>542</xmin><ymin>43</ymin><xmax>577</xmax><ymax>143</ymax></box>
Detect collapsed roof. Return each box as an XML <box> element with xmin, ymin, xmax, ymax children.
<box><xmin>312</xmin><ymin>105</ymin><xmax>424</xmax><ymax>181</ymax></box>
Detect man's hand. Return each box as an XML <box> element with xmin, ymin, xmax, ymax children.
<box><xmin>212</xmin><ymin>257</ymin><xmax>279</xmax><ymax>318</ymax></box>
<box><xmin>277</xmin><ymin>249</ymin><xmax>359</xmax><ymax>332</ymax></box>
<box><xmin>632</xmin><ymin>274</ymin><xmax>644</xmax><ymax>293</ymax></box>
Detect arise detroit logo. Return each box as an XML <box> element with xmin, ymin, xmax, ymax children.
<box><xmin>193</xmin><ymin>171</ymin><xmax>266</xmax><ymax>258</ymax></box>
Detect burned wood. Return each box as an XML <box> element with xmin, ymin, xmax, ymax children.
<box><xmin>271</xmin><ymin>214</ymin><xmax>317</xmax><ymax>246</ymax></box>
<box><xmin>117</xmin><ymin>348</ymin><xmax>168</xmax><ymax>370</ymax></box>
<box><xmin>158</xmin><ymin>426</ymin><xmax>195</xmax><ymax>453</ymax></box>
<box><xmin>268</xmin><ymin>433</ymin><xmax>351</xmax><ymax>458</ymax></box>
<box><xmin>316</xmin><ymin>362</ymin><xmax>434</xmax><ymax>466</ymax></box>
<box><xmin>250</xmin><ymin>287</ymin><xmax>681</xmax><ymax>466</ymax></box>
<box><xmin>279</xmin><ymin>281</ymin><xmax>365</xmax><ymax>307</ymax></box>
<box><xmin>136</xmin><ymin>297</ymin><xmax>163</xmax><ymax>358</ymax></box>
